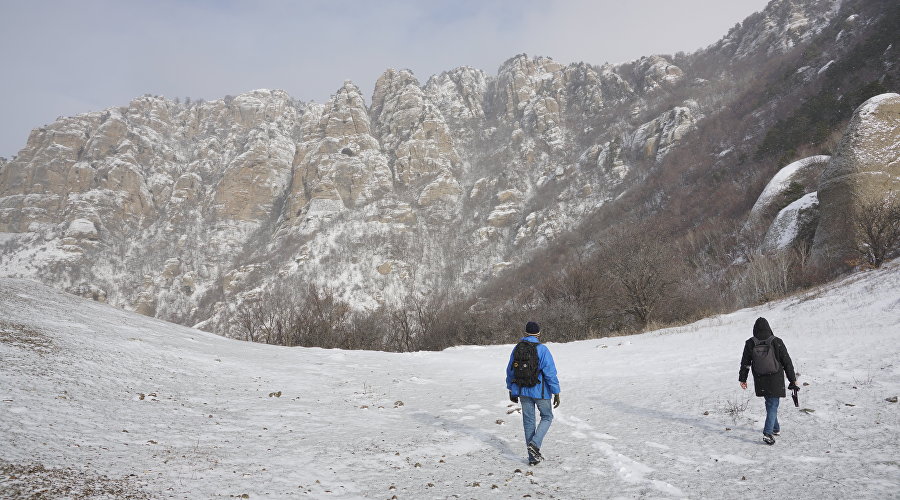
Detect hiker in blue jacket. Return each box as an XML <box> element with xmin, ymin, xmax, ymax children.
<box><xmin>506</xmin><ymin>321</ymin><xmax>561</xmax><ymax>465</ymax></box>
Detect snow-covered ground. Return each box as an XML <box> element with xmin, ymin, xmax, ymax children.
<box><xmin>1</xmin><ymin>262</ymin><xmax>899</xmax><ymax>499</ymax></box>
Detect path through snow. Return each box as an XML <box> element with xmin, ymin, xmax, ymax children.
<box><xmin>1</xmin><ymin>263</ymin><xmax>899</xmax><ymax>498</ymax></box>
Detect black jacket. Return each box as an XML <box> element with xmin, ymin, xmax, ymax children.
<box><xmin>739</xmin><ymin>336</ymin><xmax>797</xmax><ymax>398</ymax></box>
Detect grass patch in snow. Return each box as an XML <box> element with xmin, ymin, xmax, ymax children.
<box><xmin>0</xmin><ymin>460</ymin><xmax>151</xmax><ymax>499</ymax></box>
<box><xmin>0</xmin><ymin>321</ymin><xmax>55</xmax><ymax>355</ymax></box>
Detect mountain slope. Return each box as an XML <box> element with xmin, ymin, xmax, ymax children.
<box><xmin>3</xmin><ymin>0</ymin><xmax>883</xmax><ymax>341</ymax></box>
<box><xmin>1</xmin><ymin>261</ymin><xmax>898</xmax><ymax>498</ymax></box>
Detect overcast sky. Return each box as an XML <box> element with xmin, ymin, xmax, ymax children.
<box><xmin>0</xmin><ymin>0</ymin><xmax>770</xmax><ymax>159</ymax></box>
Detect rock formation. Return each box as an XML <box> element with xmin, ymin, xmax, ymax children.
<box><xmin>748</xmin><ymin>155</ymin><xmax>830</xmax><ymax>228</ymax></box>
<box><xmin>811</xmin><ymin>93</ymin><xmax>900</xmax><ymax>268</ymax></box>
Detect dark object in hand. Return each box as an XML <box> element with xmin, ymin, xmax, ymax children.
<box><xmin>790</xmin><ymin>385</ymin><xmax>800</xmax><ymax>407</ymax></box>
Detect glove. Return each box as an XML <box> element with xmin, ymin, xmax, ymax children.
<box><xmin>553</xmin><ymin>393</ymin><xmax>560</xmax><ymax>408</ymax></box>
<box><xmin>509</xmin><ymin>391</ymin><xmax>518</xmax><ymax>403</ymax></box>
<box><xmin>788</xmin><ymin>382</ymin><xmax>800</xmax><ymax>391</ymax></box>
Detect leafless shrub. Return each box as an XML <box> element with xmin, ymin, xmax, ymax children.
<box><xmin>733</xmin><ymin>250</ymin><xmax>799</xmax><ymax>306</ymax></box>
<box><xmin>852</xmin><ymin>193</ymin><xmax>900</xmax><ymax>268</ymax></box>
<box><xmin>720</xmin><ymin>397</ymin><xmax>751</xmax><ymax>424</ymax></box>
<box><xmin>234</xmin><ymin>281</ymin><xmax>353</xmax><ymax>348</ymax></box>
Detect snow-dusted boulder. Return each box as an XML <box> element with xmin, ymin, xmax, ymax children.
<box><xmin>762</xmin><ymin>192</ymin><xmax>819</xmax><ymax>252</ymax></box>
<box><xmin>812</xmin><ymin>93</ymin><xmax>900</xmax><ymax>268</ymax></box>
<box><xmin>487</xmin><ymin>205</ymin><xmax>520</xmax><ymax>227</ymax></box>
<box><xmin>65</xmin><ymin>219</ymin><xmax>99</xmax><ymax>240</ymax></box>
<box><xmin>748</xmin><ymin>155</ymin><xmax>830</xmax><ymax>226</ymax></box>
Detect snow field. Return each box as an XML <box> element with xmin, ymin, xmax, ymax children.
<box><xmin>1</xmin><ymin>261</ymin><xmax>899</xmax><ymax>499</ymax></box>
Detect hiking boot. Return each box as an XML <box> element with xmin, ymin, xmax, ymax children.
<box><xmin>528</xmin><ymin>458</ymin><xmax>541</xmax><ymax>466</ymax></box>
<box><xmin>773</xmin><ymin>430</ymin><xmax>780</xmax><ymax>436</ymax></box>
<box><xmin>527</xmin><ymin>442</ymin><xmax>543</xmax><ymax>461</ymax></box>
<box><xmin>763</xmin><ymin>434</ymin><xmax>775</xmax><ymax>445</ymax></box>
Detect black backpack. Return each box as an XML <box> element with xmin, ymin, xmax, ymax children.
<box><xmin>511</xmin><ymin>341</ymin><xmax>541</xmax><ymax>387</ymax></box>
<box><xmin>751</xmin><ymin>336</ymin><xmax>782</xmax><ymax>376</ymax></box>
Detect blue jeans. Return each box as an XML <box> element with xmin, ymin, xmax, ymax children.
<box><xmin>764</xmin><ymin>396</ymin><xmax>780</xmax><ymax>435</ymax></box>
<box><xmin>520</xmin><ymin>396</ymin><xmax>554</xmax><ymax>451</ymax></box>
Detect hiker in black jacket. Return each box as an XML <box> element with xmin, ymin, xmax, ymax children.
<box><xmin>739</xmin><ymin>317</ymin><xmax>799</xmax><ymax>445</ymax></box>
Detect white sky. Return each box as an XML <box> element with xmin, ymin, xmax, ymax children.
<box><xmin>0</xmin><ymin>0</ymin><xmax>770</xmax><ymax>159</ymax></box>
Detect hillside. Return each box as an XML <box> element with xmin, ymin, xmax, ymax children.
<box><xmin>5</xmin><ymin>0</ymin><xmax>898</xmax><ymax>346</ymax></box>
<box><xmin>1</xmin><ymin>261</ymin><xmax>898</xmax><ymax>498</ymax></box>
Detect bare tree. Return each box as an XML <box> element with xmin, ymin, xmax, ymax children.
<box><xmin>233</xmin><ymin>282</ymin><xmax>355</xmax><ymax>348</ymax></box>
<box><xmin>296</xmin><ymin>284</ymin><xmax>351</xmax><ymax>348</ymax></box>
<box><xmin>235</xmin><ymin>299</ymin><xmax>262</xmax><ymax>343</ymax></box>
<box><xmin>388</xmin><ymin>307</ymin><xmax>416</xmax><ymax>352</ymax></box>
<box><xmin>386</xmin><ymin>292</ymin><xmax>448</xmax><ymax>352</ymax></box>
<box><xmin>234</xmin><ymin>289</ymin><xmax>297</xmax><ymax>345</ymax></box>
<box><xmin>599</xmin><ymin>225</ymin><xmax>684</xmax><ymax>329</ymax></box>
<box><xmin>853</xmin><ymin>193</ymin><xmax>900</xmax><ymax>268</ymax></box>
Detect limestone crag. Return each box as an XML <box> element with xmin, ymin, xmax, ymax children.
<box><xmin>628</xmin><ymin>101</ymin><xmax>701</xmax><ymax>163</ymax></box>
<box><xmin>425</xmin><ymin>67</ymin><xmax>488</xmax><ymax>123</ymax></box>
<box><xmin>285</xmin><ymin>81</ymin><xmax>392</xmax><ymax>222</ymax></box>
<box><xmin>632</xmin><ymin>56</ymin><xmax>685</xmax><ymax>93</ymax></box>
<box><xmin>372</xmin><ymin>69</ymin><xmax>462</xmax><ymax>196</ymax></box>
<box><xmin>710</xmin><ymin>0</ymin><xmax>840</xmax><ymax>60</ymax></box>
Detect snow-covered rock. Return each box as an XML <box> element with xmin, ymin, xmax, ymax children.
<box><xmin>632</xmin><ymin>55</ymin><xmax>684</xmax><ymax>93</ymax></box>
<box><xmin>65</xmin><ymin>218</ymin><xmax>99</xmax><ymax>240</ymax></box>
<box><xmin>812</xmin><ymin>93</ymin><xmax>900</xmax><ymax>268</ymax></box>
<box><xmin>628</xmin><ymin>102</ymin><xmax>701</xmax><ymax>163</ymax></box>
<box><xmin>709</xmin><ymin>0</ymin><xmax>841</xmax><ymax>60</ymax></box>
<box><xmin>748</xmin><ymin>155</ymin><xmax>830</xmax><ymax>226</ymax></box>
<box><xmin>761</xmin><ymin>191</ymin><xmax>819</xmax><ymax>252</ymax></box>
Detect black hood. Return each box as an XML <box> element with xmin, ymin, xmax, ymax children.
<box><xmin>753</xmin><ymin>317</ymin><xmax>774</xmax><ymax>340</ymax></box>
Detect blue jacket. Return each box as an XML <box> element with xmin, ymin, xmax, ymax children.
<box><xmin>506</xmin><ymin>336</ymin><xmax>561</xmax><ymax>399</ymax></box>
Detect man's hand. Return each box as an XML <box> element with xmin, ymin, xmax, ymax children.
<box><xmin>509</xmin><ymin>391</ymin><xmax>518</xmax><ymax>403</ymax></box>
<box><xmin>740</xmin><ymin>382</ymin><xmax>747</xmax><ymax>390</ymax></box>
<box><xmin>553</xmin><ymin>393</ymin><xmax>560</xmax><ymax>408</ymax></box>
<box><xmin>788</xmin><ymin>382</ymin><xmax>800</xmax><ymax>391</ymax></box>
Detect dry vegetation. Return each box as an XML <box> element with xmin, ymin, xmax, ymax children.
<box><xmin>0</xmin><ymin>321</ymin><xmax>56</xmax><ymax>356</ymax></box>
<box><xmin>0</xmin><ymin>460</ymin><xmax>151</xmax><ymax>499</ymax></box>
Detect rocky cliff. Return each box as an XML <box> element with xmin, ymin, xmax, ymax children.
<box><xmin>1</xmin><ymin>0</ymin><xmax>875</xmax><ymax>336</ymax></box>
